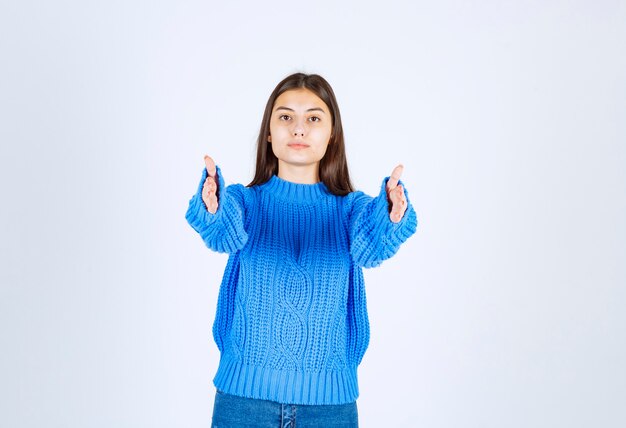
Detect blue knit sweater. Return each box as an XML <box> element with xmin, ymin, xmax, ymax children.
<box><xmin>185</xmin><ymin>165</ymin><xmax>417</xmax><ymax>405</ymax></box>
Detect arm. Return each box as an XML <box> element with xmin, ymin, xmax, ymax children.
<box><xmin>185</xmin><ymin>164</ymin><xmax>248</xmax><ymax>254</ymax></box>
<box><xmin>347</xmin><ymin>175</ymin><xmax>418</xmax><ymax>268</ymax></box>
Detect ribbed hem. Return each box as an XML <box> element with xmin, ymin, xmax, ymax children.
<box><xmin>213</xmin><ymin>354</ymin><xmax>359</xmax><ymax>405</ymax></box>
<box><xmin>260</xmin><ymin>175</ymin><xmax>330</xmax><ymax>203</ymax></box>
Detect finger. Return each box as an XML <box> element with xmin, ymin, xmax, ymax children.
<box><xmin>202</xmin><ymin>177</ymin><xmax>219</xmax><ymax>213</ymax></box>
<box><xmin>386</xmin><ymin>180</ymin><xmax>401</xmax><ymax>212</ymax></box>
<box><xmin>389</xmin><ymin>185</ymin><xmax>407</xmax><ymax>223</ymax></box>
<box><xmin>204</xmin><ymin>155</ymin><xmax>217</xmax><ymax>178</ymax></box>
<box><xmin>203</xmin><ymin>176</ymin><xmax>217</xmax><ymax>193</ymax></box>
<box><xmin>204</xmin><ymin>155</ymin><xmax>219</xmax><ymax>196</ymax></box>
<box><xmin>386</xmin><ymin>164</ymin><xmax>404</xmax><ymax>191</ymax></box>
<box><xmin>388</xmin><ymin>183</ymin><xmax>404</xmax><ymax>205</ymax></box>
<box><xmin>207</xmin><ymin>196</ymin><xmax>218</xmax><ymax>214</ymax></box>
<box><xmin>202</xmin><ymin>193</ymin><xmax>218</xmax><ymax>214</ymax></box>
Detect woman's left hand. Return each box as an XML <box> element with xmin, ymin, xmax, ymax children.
<box><xmin>386</xmin><ymin>164</ymin><xmax>408</xmax><ymax>223</ymax></box>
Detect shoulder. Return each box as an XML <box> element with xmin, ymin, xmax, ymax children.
<box><xmin>341</xmin><ymin>188</ymin><xmax>373</xmax><ymax>206</ymax></box>
<box><xmin>221</xmin><ymin>183</ymin><xmax>254</xmax><ymax>209</ymax></box>
<box><xmin>340</xmin><ymin>189</ymin><xmax>373</xmax><ymax>219</ymax></box>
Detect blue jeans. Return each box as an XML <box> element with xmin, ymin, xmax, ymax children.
<box><xmin>211</xmin><ymin>389</ymin><xmax>359</xmax><ymax>428</ymax></box>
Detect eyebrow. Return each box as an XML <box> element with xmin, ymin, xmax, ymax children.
<box><xmin>274</xmin><ymin>106</ymin><xmax>326</xmax><ymax>114</ymax></box>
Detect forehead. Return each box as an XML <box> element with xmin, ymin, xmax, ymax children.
<box><xmin>273</xmin><ymin>88</ymin><xmax>329</xmax><ymax>112</ymax></box>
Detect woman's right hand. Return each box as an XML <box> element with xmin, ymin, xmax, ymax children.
<box><xmin>202</xmin><ymin>155</ymin><xmax>219</xmax><ymax>214</ymax></box>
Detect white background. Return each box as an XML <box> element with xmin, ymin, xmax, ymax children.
<box><xmin>1</xmin><ymin>1</ymin><xmax>625</xmax><ymax>427</ymax></box>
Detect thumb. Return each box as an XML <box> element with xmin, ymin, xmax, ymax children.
<box><xmin>386</xmin><ymin>164</ymin><xmax>404</xmax><ymax>191</ymax></box>
<box><xmin>204</xmin><ymin>155</ymin><xmax>217</xmax><ymax>178</ymax></box>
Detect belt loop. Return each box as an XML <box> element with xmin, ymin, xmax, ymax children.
<box><xmin>281</xmin><ymin>403</ymin><xmax>296</xmax><ymax>427</ymax></box>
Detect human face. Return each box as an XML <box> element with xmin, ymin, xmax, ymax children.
<box><xmin>268</xmin><ymin>88</ymin><xmax>332</xmax><ymax>182</ymax></box>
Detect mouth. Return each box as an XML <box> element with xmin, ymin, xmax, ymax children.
<box><xmin>288</xmin><ymin>142</ymin><xmax>309</xmax><ymax>149</ymax></box>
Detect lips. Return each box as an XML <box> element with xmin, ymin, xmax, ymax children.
<box><xmin>288</xmin><ymin>142</ymin><xmax>309</xmax><ymax>148</ymax></box>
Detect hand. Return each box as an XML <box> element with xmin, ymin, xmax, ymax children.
<box><xmin>202</xmin><ymin>155</ymin><xmax>219</xmax><ymax>214</ymax></box>
<box><xmin>386</xmin><ymin>164</ymin><xmax>407</xmax><ymax>223</ymax></box>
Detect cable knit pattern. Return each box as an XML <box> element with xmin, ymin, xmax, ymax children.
<box><xmin>185</xmin><ymin>165</ymin><xmax>418</xmax><ymax>404</ymax></box>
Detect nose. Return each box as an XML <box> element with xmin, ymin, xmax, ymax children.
<box><xmin>292</xmin><ymin>118</ymin><xmax>305</xmax><ymax>137</ymax></box>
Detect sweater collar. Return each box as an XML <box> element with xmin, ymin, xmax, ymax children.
<box><xmin>261</xmin><ymin>174</ymin><xmax>330</xmax><ymax>202</ymax></box>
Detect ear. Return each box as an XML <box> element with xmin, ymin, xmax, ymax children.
<box><xmin>267</xmin><ymin>134</ymin><xmax>271</xmax><ymax>143</ymax></box>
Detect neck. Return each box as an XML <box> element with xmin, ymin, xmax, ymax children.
<box><xmin>277</xmin><ymin>162</ymin><xmax>320</xmax><ymax>184</ymax></box>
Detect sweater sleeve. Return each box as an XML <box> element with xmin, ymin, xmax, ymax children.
<box><xmin>347</xmin><ymin>176</ymin><xmax>418</xmax><ymax>268</ymax></box>
<box><xmin>185</xmin><ymin>164</ymin><xmax>248</xmax><ymax>254</ymax></box>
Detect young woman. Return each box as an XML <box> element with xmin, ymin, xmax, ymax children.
<box><xmin>185</xmin><ymin>72</ymin><xmax>418</xmax><ymax>427</ymax></box>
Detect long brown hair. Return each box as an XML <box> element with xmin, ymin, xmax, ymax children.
<box><xmin>247</xmin><ymin>72</ymin><xmax>354</xmax><ymax>195</ymax></box>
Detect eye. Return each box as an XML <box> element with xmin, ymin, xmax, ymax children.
<box><xmin>309</xmin><ymin>116</ymin><xmax>321</xmax><ymax>122</ymax></box>
<box><xmin>279</xmin><ymin>114</ymin><xmax>291</xmax><ymax>121</ymax></box>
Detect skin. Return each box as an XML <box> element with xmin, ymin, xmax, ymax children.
<box><xmin>267</xmin><ymin>88</ymin><xmax>333</xmax><ymax>184</ymax></box>
<box><xmin>201</xmin><ymin>89</ymin><xmax>408</xmax><ymax>223</ymax></box>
